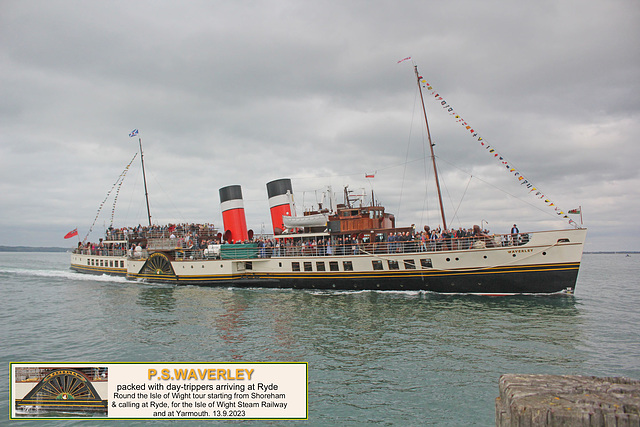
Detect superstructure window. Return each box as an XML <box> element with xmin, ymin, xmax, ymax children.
<box><xmin>420</xmin><ymin>258</ymin><xmax>433</xmax><ymax>268</ymax></box>
<box><xmin>316</xmin><ymin>262</ymin><xmax>326</xmax><ymax>271</ymax></box>
<box><xmin>304</xmin><ymin>262</ymin><xmax>313</xmax><ymax>272</ymax></box>
<box><xmin>329</xmin><ymin>261</ymin><xmax>340</xmax><ymax>271</ymax></box>
<box><xmin>388</xmin><ymin>260</ymin><xmax>399</xmax><ymax>270</ymax></box>
<box><xmin>292</xmin><ymin>262</ymin><xmax>300</xmax><ymax>271</ymax></box>
<box><xmin>343</xmin><ymin>261</ymin><xmax>353</xmax><ymax>271</ymax></box>
<box><xmin>372</xmin><ymin>260</ymin><xmax>383</xmax><ymax>270</ymax></box>
<box><xmin>404</xmin><ymin>259</ymin><xmax>416</xmax><ymax>269</ymax></box>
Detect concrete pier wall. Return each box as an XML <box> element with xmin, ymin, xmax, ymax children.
<box><xmin>496</xmin><ymin>374</ymin><xmax>640</xmax><ymax>426</ymax></box>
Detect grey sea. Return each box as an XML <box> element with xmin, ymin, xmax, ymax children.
<box><xmin>1</xmin><ymin>252</ymin><xmax>638</xmax><ymax>425</ymax></box>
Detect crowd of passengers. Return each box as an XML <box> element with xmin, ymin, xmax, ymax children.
<box><xmin>74</xmin><ymin>223</ymin><xmax>527</xmax><ymax>258</ymax></box>
<box><xmin>73</xmin><ymin>223</ymin><xmax>218</xmax><ymax>256</ymax></box>
<box><xmin>251</xmin><ymin>224</ymin><xmax>524</xmax><ymax>258</ymax></box>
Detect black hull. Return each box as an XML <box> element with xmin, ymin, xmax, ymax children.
<box><xmin>138</xmin><ymin>262</ymin><xmax>580</xmax><ymax>294</ymax></box>
<box><xmin>70</xmin><ymin>265</ymin><xmax>127</xmax><ymax>277</ymax></box>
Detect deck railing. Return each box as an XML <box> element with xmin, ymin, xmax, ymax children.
<box><xmin>75</xmin><ymin>232</ymin><xmax>532</xmax><ymax>260</ymax></box>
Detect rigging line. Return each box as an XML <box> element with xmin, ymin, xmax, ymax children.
<box><xmin>83</xmin><ymin>153</ymin><xmax>138</xmax><ymax>242</ymax></box>
<box><xmin>435</xmin><ymin>156</ymin><xmax>564</xmax><ymax>221</ymax></box>
<box><xmin>147</xmin><ymin>171</ymin><xmax>187</xmax><ymax>225</ymax></box>
<box><xmin>419</xmin><ymin>107</ymin><xmax>432</xmax><ymax>229</ymax></box>
<box><xmin>433</xmin><ymin>159</ymin><xmax>458</xmax><ymax>230</ymax></box>
<box><xmin>397</xmin><ymin>86</ymin><xmax>421</xmax><ymax>219</ymax></box>
<box><xmin>450</xmin><ymin>174</ymin><xmax>474</xmax><ymax>226</ymax></box>
<box><xmin>110</xmin><ymin>153</ymin><xmax>137</xmax><ymax>227</ymax></box>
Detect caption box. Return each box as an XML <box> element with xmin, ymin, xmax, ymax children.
<box><xmin>11</xmin><ymin>362</ymin><xmax>307</xmax><ymax>420</ymax></box>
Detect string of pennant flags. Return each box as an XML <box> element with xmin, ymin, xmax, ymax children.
<box><xmin>416</xmin><ymin>75</ymin><xmax>579</xmax><ymax>227</ymax></box>
<box><xmin>82</xmin><ymin>153</ymin><xmax>138</xmax><ymax>243</ymax></box>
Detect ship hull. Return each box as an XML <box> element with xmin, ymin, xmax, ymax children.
<box><xmin>111</xmin><ymin>228</ymin><xmax>586</xmax><ymax>295</ymax></box>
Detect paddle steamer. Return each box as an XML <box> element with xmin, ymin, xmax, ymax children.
<box><xmin>70</xmin><ymin>65</ymin><xmax>586</xmax><ymax>294</ymax></box>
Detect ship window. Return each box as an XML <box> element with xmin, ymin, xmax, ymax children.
<box><xmin>120</xmin><ymin>261</ymin><xmax>124</xmax><ymax>268</ymax></box>
<box><xmin>329</xmin><ymin>261</ymin><xmax>340</xmax><ymax>271</ymax></box>
<box><xmin>292</xmin><ymin>262</ymin><xmax>300</xmax><ymax>271</ymax></box>
<box><xmin>304</xmin><ymin>262</ymin><xmax>313</xmax><ymax>272</ymax></box>
<box><xmin>420</xmin><ymin>258</ymin><xmax>433</xmax><ymax>268</ymax></box>
<box><xmin>343</xmin><ymin>261</ymin><xmax>353</xmax><ymax>271</ymax></box>
<box><xmin>87</xmin><ymin>260</ymin><xmax>90</xmax><ymax>266</ymax></box>
<box><xmin>404</xmin><ymin>259</ymin><xmax>416</xmax><ymax>269</ymax></box>
<box><xmin>372</xmin><ymin>260</ymin><xmax>383</xmax><ymax>270</ymax></box>
<box><xmin>110</xmin><ymin>261</ymin><xmax>113</xmax><ymax>267</ymax></box>
<box><xmin>557</xmin><ymin>238</ymin><xmax>570</xmax><ymax>243</ymax></box>
<box><xmin>388</xmin><ymin>260</ymin><xmax>399</xmax><ymax>270</ymax></box>
<box><xmin>100</xmin><ymin>260</ymin><xmax>103</xmax><ymax>267</ymax></box>
<box><xmin>316</xmin><ymin>262</ymin><xmax>326</xmax><ymax>271</ymax></box>
<box><xmin>245</xmin><ymin>262</ymin><xmax>253</xmax><ymax>270</ymax></box>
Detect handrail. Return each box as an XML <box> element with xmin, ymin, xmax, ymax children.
<box><xmin>75</xmin><ymin>231</ymin><xmax>541</xmax><ymax>259</ymax></box>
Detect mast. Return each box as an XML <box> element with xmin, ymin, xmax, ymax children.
<box><xmin>137</xmin><ymin>136</ymin><xmax>152</xmax><ymax>226</ymax></box>
<box><xmin>415</xmin><ymin>65</ymin><xmax>447</xmax><ymax>230</ymax></box>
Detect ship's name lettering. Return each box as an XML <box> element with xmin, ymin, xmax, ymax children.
<box><xmin>507</xmin><ymin>249</ymin><xmax>533</xmax><ymax>254</ymax></box>
<box><xmin>148</xmin><ymin>368</ymin><xmax>254</xmax><ymax>381</ymax></box>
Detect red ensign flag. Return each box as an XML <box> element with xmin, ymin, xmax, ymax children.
<box><xmin>64</xmin><ymin>228</ymin><xmax>78</xmax><ymax>239</ymax></box>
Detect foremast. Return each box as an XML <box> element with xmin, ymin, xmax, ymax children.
<box><xmin>414</xmin><ymin>65</ymin><xmax>447</xmax><ymax>230</ymax></box>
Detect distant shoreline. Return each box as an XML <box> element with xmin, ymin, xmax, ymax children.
<box><xmin>0</xmin><ymin>246</ymin><xmax>69</xmax><ymax>253</ymax></box>
<box><xmin>0</xmin><ymin>246</ymin><xmax>637</xmax><ymax>254</ymax></box>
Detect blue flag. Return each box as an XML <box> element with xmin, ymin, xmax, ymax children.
<box><xmin>129</xmin><ymin>129</ymin><xmax>138</xmax><ymax>137</ymax></box>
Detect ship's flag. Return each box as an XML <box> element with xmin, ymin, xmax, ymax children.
<box><xmin>568</xmin><ymin>208</ymin><xmax>581</xmax><ymax>214</ymax></box>
<box><xmin>397</xmin><ymin>56</ymin><xmax>412</xmax><ymax>64</ymax></box>
<box><xmin>365</xmin><ymin>173</ymin><xmax>375</xmax><ymax>178</ymax></box>
<box><xmin>129</xmin><ymin>129</ymin><xmax>139</xmax><ymax>137</ymax></box>
<box><xmin>64</xmin><ymin>228</ymin><xmax>79</xmax><ymax>239</ymax></box>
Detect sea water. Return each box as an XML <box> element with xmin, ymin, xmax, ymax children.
<box><xmin>0</xmin><ymin>252</ymin><xmax>638</xmax><ymax>425</ymax></box>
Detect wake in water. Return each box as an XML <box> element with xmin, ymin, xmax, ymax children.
<box><xmin>0</xmin><ymin>267</ymin><xmax>129</xmax><ymax>283</ymax></box>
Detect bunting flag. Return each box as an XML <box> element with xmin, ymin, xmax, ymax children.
<box><xmin>82</xmin><ymin>153</ymin><xmax>138</xmax><ymax>243</ymax></box>
<box><xmin>568</xmin><ymin>208</ymin><xmax>581</xmax><ymax>214</ymax></box>
<box><xmin>64</xmin><ymin>228</ymin><xmax>78</xmax><ymax>239</ymax></box>
<box><xmin>418</xmin><ymin>78</ymin><xmax>578</xmax><ymax>227</ymax></box>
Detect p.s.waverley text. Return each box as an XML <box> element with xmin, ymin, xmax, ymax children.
<box><xmin>148</xmin><ymin>368</ymin><xmax>254</xmax><ymax>381</ymax></box>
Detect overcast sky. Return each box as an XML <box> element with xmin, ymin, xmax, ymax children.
<box><xmin>1</xmin><ymin>0</ymin><xmax>638</xmax><ymax>251</ymax></box>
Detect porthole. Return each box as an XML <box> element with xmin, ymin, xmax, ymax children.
<box><xmin>542</xmin><ymin>252</ymin><xmax>547</xmax><ymax>256</ymax></box>
<box><xmin>512</xmin><ymin>254</ymin><xmax>517</xmax><ymax>257</ymax></box>
<box><xmin>446</xmin><ymin>258</ymin><xmax>451</xmax><ymax>262</ymax></box>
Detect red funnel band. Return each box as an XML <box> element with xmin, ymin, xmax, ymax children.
<box><xmin>269</xmin><ymin>204</ymin><xmax>291</xmax><ymax>235</ymax></box>
<box><xmin>219</xmin><ymin>185</ymin><xmax>248</xmax><ymax>242</ymax></box>
<box><xmin>221</xmin><ymin>208</ymin><xmax>248</xmax><ymax>242</ymax></box>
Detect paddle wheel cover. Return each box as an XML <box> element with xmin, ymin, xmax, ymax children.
<box><xmin>141</xmin><ymin>252</ymin><xmax>176</xmax><ymax>277</ymax></box>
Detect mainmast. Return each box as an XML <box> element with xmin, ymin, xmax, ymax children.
<box><xmin>137</xmin><ymin>136</ymin><xmax>152</xmax><ymax>226</ymax></box>
<box><xmin>414</xmin><ymin>65</ymin><xmax>447</xmax><ymax>230</ymax></box>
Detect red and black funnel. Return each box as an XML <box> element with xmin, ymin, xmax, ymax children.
<box><xmin>219</xmin><ymin>185</ymin><xmax>248</xmax><ymax>243</ymax></box>
<box><xmin>266</xmin><ymin>178</ymin><xmax>294</xmax><ymax>235</ymax></box>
